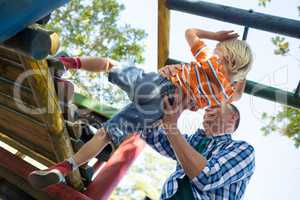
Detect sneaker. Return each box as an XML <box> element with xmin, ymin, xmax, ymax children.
<box><xmin>28</xmin><ymin>161</ymin><xmax>72</xmax><ymax>189</ymax></box>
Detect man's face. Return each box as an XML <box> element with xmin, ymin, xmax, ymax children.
<box><xmin>202</xmin><ymin>105</ymin><xmax>237</xmax><ymax>136</ymax></box>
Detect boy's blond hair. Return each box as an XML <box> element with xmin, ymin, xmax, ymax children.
<box><xmin>217</xmin><ymin>39</ymin><xmax>253</xmax><ymax>81</ymax></box>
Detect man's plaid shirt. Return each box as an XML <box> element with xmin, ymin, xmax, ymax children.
<box><xmin>141</xmin><ymin>128</ymin><xmax>255</xmax><ymax>200</ymax></box>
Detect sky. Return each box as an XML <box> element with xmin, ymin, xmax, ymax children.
<box><xmin>118</xmin><ymin>0</ymin><xmax>300</xmax><ymax>200</ymax></box>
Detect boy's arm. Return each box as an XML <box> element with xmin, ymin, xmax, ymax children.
<box><xmin>185</xmin><ymin>28</ymin><xmax>239</xmax><ymax>49</ymax></box>
<box><xmin>59</xmin><ymin>56</ymin><xmax>118</xmax><ymax>72</ymax></box>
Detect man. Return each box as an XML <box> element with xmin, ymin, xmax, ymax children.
<box><xmin>140</xmin><ymin>93</ymin><xmax>255</xmax><ymax>200</ymax></box>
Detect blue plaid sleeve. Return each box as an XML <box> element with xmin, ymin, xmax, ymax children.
<box><xmin>141</xmin><ymin>128</ymin><xmax>188</xmax><ymax>160</ymax></box>
<box><xmin>191</xmin><ymin>141</ymin><xmax>255</xmax><ymax>191</ymax></box>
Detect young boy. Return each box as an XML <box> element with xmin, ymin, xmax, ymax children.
<box><xmin>28</xmin><ymin>28</ymin><xmax>252</xmax><ymax>189</ymax></box>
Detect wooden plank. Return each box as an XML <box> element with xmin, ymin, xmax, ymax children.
<box><xmin>0</xmin><ymin>77</ymin><xmax>37</xmax><ymax>107</ymax></box>
<box><xmin>0</xmin><ymin>104</ymin><xmax>53</xmax><ymax>153</ymax></box>
<box><xmin>0</xmin><ymin>57</ymin><xmax>30</xmax><ymax>87</ymax></box>
<box><xmin>0</xmin><ymin>146</ymin><xmax>91</xmax><ymax>200</ymax></box>
<box><xmin>0</xmin><ymin>46</ymin><xmax>21</xmax><ymax>63</ymax></box>
<box><xmin>20</xmin><ymin>56</ymin><xmax>84</xmax><ymax>190</ymax></box>
<box><xmin>0</xmin><ymin>132</ymin><xmax>55</xmax><ymax>166</ymax></box>
<box><xmin>158</xmin><ymin>0</ymin><xmax>170</xmax><ymax>68</ymax></box>
<box><xmin>0</xmin><ymin>166</ymin><xmax>54</xmax><ymax>200</ymax></box>
<box><xmin>0</xmin><ymin>92</ymin><xmax>44</xmax><ymax>123</ymax></box>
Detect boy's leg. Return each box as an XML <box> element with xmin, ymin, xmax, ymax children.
<box><xmin>108</xmin><ymin>65</ymin><xmax>163</xmax><ymax>103</ymax></box>
<box><xmin>28</xmin><ymin>128</ymin><xmax>112</xmax><ymax>189</ymax></box>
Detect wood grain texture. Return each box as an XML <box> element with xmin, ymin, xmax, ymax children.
<box><xmin>19</xmin><ymin>56</ymin><xmax>84</xmax><ymax>190</ymax></box>
<box><xmin>0</xmin><ymin>104</ymin><xmax>53</xmax><ymax>153</ymax></box>
<box><xmin>0</xmin><ymin>57</ymin><xmax>30</xmax><ymax>87</ymax></box>
<box><xmin>0</xmin><ymin>132</ymin><xmax>55</xmax><ymax>167</ymax></box>
<box><xmin>158</xmin><ymin>0</ymin><xmax>170</xmax><ymax>68</ymax></box>
<box><xmin>0</xmin><ymin>92</ymin><xmax>44</xmax><ymax>123</ymax></box>
<box><xmin>0</xmin><ymin>77</ymin><xmax>37</xmax><ymax>107</ymax></box>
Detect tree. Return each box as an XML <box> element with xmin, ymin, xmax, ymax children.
<box><xmin>45</xmin><ymin>0</ymin><xmax>147</xmax><ymax>107</ymax></box>
<box><xmin>45</xmin><ymin>1</ymin><xmax>176</xmax><ymax>199</ymax></box>
<box><xmin>258</xmin><ymin>1</ymin><xmax>300</xmax><ymax>148</ymax></box>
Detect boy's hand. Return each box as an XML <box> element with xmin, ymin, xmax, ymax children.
<box><xmin>214</xmin><ymin>30</ymin><xmax>239</xmax><ymax>41</ymax></box>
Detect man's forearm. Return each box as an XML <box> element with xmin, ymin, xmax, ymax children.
<box><xmin>166</xmin><ymin>128</ymin><xmax>207</xmax><ymax>179</ymax></box>
<box><xmin>232</xmin><ymin>79</ymin><xmax>246</xmax><ymax>101</ymax></box>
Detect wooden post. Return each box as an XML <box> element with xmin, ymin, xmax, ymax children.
<box><xmin>2</xmin><ymin>25</ymin><xmax>60</xmax><ymax>60</ymax></box>
<box><xmin>19</xmin><ymin>56</ymin><xmax>84</xmax><ymax>190</ymax></box>
<box><xmin>158</xmin><ymin>0</ymin><xmax>170</xmax><ymax>68</ymax></box>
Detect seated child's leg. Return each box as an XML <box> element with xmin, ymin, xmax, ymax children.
<box><xmin>104</xmin><ymin>80</ymin><xmax>175</xmax><ymax>147</ymax></box>
<box><xmin>103</xmin><ymin>101</ymin><xmax>164</xmax><ymax>146</ymax></box>
<box><xmin>28</xmin><ymin>127</ymin><xmax>112</xmax><ymax>189</ymax></box>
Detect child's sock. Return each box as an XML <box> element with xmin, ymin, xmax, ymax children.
<box><xmin>66</xmin><ymin>157</ymin><xmax>78</xmax><ymax>171</ymax></box>
<box><xmin>58</xmin><ymin>56</ymin><xmax>82</xmax><ymax>70</ymax></box>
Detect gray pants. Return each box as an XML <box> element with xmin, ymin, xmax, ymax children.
<box><xmin>103</xmin><ymin>65</ymin><xmax>175</xmax><ymax>146</ymax></box>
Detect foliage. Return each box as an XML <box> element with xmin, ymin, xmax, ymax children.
<box><xmin>261</xmin><ymin>106</ymin><xmax>300</xmax><ymax>148</ymax></box>
<box><xmin>45</xmin><ymin>0</ymin><xmax>147</xmax><ymax>107</ymax></box>
<box><xmin>271</xmin><ymin>36</ymin><xmax>290</xmax><ymax>56</ymax></box>
<box><xmin>258</xmin><ymin>0</ymin><xmax>271</xmax><ymax>7</ymax></box>
<box><xmin>45</xmin><ymin>1</ymin><xmax>176</xmax><ymax>199</ymax></box>
<box><xmin>259</xmin><ymin>1</ymin><xmax>300</xmax><ymax>148</ymax></box>
<box><xmin>109</xmin><ymin>147</ymin><xmax>176</xmax><ymax>200</ymax></box>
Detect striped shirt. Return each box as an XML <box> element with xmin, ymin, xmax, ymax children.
<box><xmin>141</xmin><ymin>128</ymin><xmax>255</xmax><ymax>200</ymax></box>
<box><xmin>169</xmin><ymin>40</ymin><xmax>234</xmax><ymax>108</ymax></box>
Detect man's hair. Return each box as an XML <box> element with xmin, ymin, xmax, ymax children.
<box><xmin>229</xmin><ymin>104</ymin><xmax>240</xmax><ymax>131</ymax></box>
<box><xmin>217</xmin><ymin>39</ymin><xmax>253</xmax><ymax>81</ymax></box>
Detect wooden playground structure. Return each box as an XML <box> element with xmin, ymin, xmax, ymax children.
<box><xmin>0</xmin><ymin>0</ymin><xmax>299</xmax><ymax>199</ymax></box>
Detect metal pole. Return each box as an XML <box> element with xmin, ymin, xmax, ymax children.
<box><xmin>166</xmin><ymin>0</ymin><xmax>300</xmax><ymax>39</ymax></box>
<box><xmin>245</xmin><ymin>80</ymin><xmax>300</xmax><ymax>109</ymax></box>
<box><xmin>166</xmin><ymin>58</ymin><xmax>300</xmax><ymax>109</ymax></box>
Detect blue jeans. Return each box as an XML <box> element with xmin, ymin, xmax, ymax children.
<box><xmin>103</xmin><ymin>65</ymin><xmax>176</xmax><ymax>146</ymax></box>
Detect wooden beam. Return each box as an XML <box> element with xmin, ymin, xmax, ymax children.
<box><xmin>0</xmin><ymin>146</ymin><xmax>91</xmax><ymax>200</ymax></box>
<box><xmin>0</xmin><ymin>92</ymin><xmax>44</xmax><ymax>123</ymax></box>
<box><xmin>158</xmin><ymin>0</ymin><xmax>170</xmax><ymax>68</ymax></box>
<box><xmin>0</xmin><ymin>103</ymin><xmax>51</xmax><ymax>147</ymax></box>
<box><xmin>19</xmin><ymin>56</ymin><xmax>84</xmax><ymax>190</ymax></box>
<box><xmin>0</xmin><ymin>57</ymin><xmax>30</xmax><ymax>87</ymax></box>
<box><xmin>0</xmin><ymin>46</ymin><xmax>21</xmax><ymax>64</ymax></box>
<box><xmin>0</xmin><ymin>166</ymin><xmax>54</xmax><ymax>200</ymax></box>
<box><xmin>0</xmin><ymin>132</ymin><xmax>55</xmax><ymax>167</ymax></box>
<box><xmin>2</xmin><ymin>25</ymin><xmax>60</xmax><ymax>60</ymax></box>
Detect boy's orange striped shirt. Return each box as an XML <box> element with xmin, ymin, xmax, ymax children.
<box><xmin>169</xmin><ymin>40</ymin><xmax>234</xmax><ymax>108</ymax></box>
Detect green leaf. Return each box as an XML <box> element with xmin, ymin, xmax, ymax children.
<box><xmin>45</xmin><ymin>0</ymin><xmax>147</xmax><ymax>107</ymax></box>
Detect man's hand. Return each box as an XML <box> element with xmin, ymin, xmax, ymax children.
<box><xmin>159</xmin><ymin>64</ymin><xmax>180</xmax><ymax>79</ymax></box>
<box><xmin>162</xmin><ymin>90</ymin><xmax>184</xmax><ymax>133</ymax></box>
<box><xmin>214</xmin><ymin>30</ymin><xmax>239</xmax><ymax>41</ymax></box>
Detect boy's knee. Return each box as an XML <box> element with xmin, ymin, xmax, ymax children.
<box><xmin>94</xmin><ymin>128</ymin><xmax>110</xmax><ymax>143</ymax></box>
